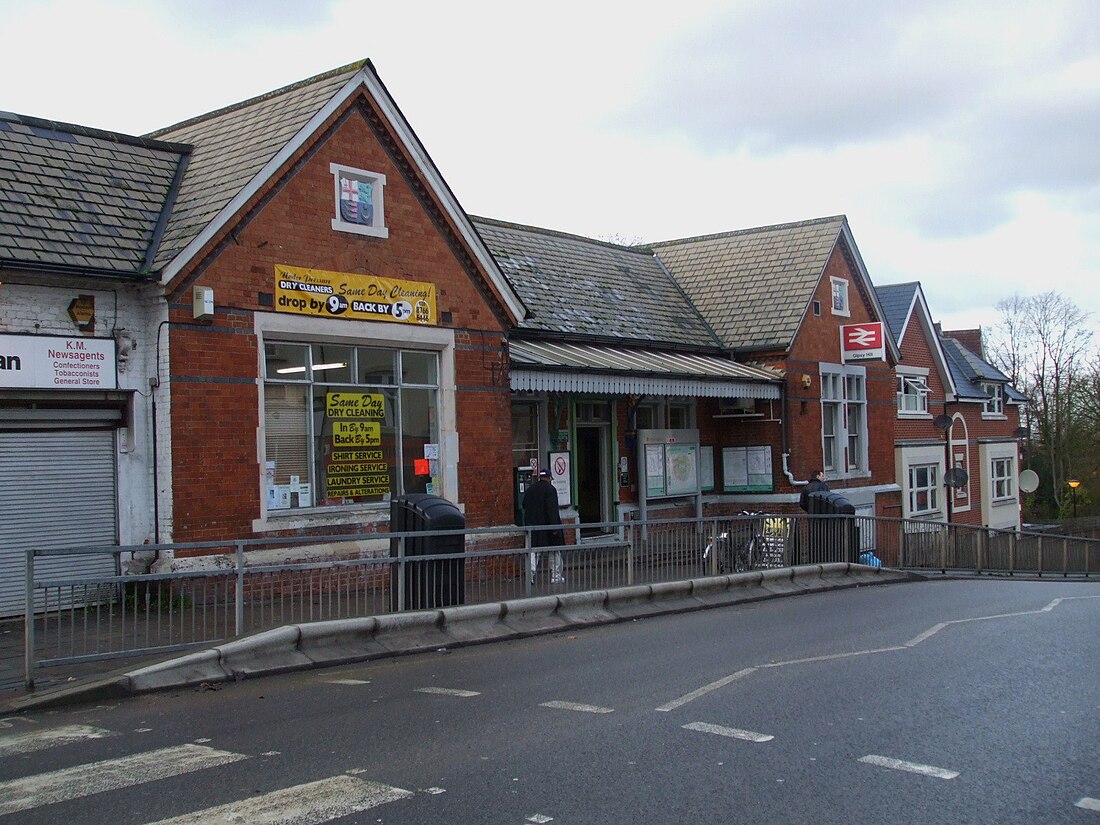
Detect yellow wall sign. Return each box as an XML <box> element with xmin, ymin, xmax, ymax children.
<box><xmin>326</xmin><ymin>392</ymin><xmax>385</xmax><ymax>419</ymax></box>
<box><xmin>274</xmin><ymin>264</ymin><xmax>436</xmax><ymax>325</ymax></box>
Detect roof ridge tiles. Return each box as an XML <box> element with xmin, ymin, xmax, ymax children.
<box><xmin>0</xmin><ymin>110</ymin><xmax>191</xmax><ymax>155</ymax></box>
<box><xmin>471</xmin><ymin>215</ymin><xmax>653</xmax><ymax>257</ymax></box>
<box><xmin>145</xmin><ymin>59</ymin><xmax>368</xmax><ymax>138</ymax></box>
<box><xmin>642</xmin><ymin>214</ymin><xmax>847</xmax><ymax>250</ymax></box>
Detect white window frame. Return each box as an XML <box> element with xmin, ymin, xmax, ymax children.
<box><xmin>896</xmin><ymin>445</ymin><xmax>946</xmax><ymax>522</ymax></box>
<box><xmin>830</xmin><ymin>277</ymin><xmax>850</xmax><ymax>317</ymax></box>
<box><xmin>896</xmin><ymin>368</ymin><xmax>931</xmax><ymax>417</ymax></box>
<box><xmin>981</xmin><ymin>382</ymin><xmax>1005</xmax><ymax>417</ymax></box>
<box><xmin>820</xmin><ymin>363</ymin><xmax>868</xmax><ymax>478</ymax></box>
<box><xmin>991</xmin><ymin>456</ymin><xmax>1015</xmax><ymax>501</ymax></box>
<box><xmin>978</xmin><ymin>441</ymin><xmax>1020</xmax><ymax>531</ymax></box>
<box><xmin>908</xmin><ymin>463</ymin><xmax>940</xmax><ymax>516</ymax></box>
<box><xmin>330</xmin><ymin>163</ymin><xmax>389</xmax><ymax>239</ymax></box>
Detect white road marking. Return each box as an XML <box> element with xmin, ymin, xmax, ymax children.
<box><xmin>425</xmin><ymin>786</ymin><xmax>446</xmax><ymax>795</ymax></box>
<box><xmin>145</xmin><ymin>774</ymin><xmax>413</xmax><ymax>824</ymax></box>
<box><xmin>0</xmin><ymin>724</ymin><xmax>114</xmax><ymax>758</ymax></box>
<box><xmin>683</xmin><ymin>722</ymin><xmax>774</xmax><ymax>742</ymax></box>
<box><xmin>655</xmin><ymin>596</ymin><xmax>1100</xmax><ymax>711</ymax></box>
<box><xmin>759</xmin><ymin>647</ymin><xmax>906</xmax><ymax>668</ymax></box>
<box><xmin>0</xmin><ymin>744</ymin><xmax>248</xmax><ymax>816</ymax></box>
<box><xmin>527</xmin><ymin>815</ymin><xmax>554</xmax><ymax>823</ymax></box>
<box><xmin>1077</xmin><ymin>797</ymin><xmax>1100</xmax><ymax>811</ymax></box>
<box><xmin>539</xmin><ymin>700</ymin><xmax>614</xmax><ymax>714</ymax></box>
<box><xmin>655</xmin><ymin>668</ymin><xmax>756</xmax><ymax>712</ymax></box>
<box><xmin>327</xmin><ymin>679</ymin><xmax>371</xmax><ymax>685</ymax></box>
<box><xmin>858</xmin><ymin>754</ymin><xmax>959</xmax><ymax>779</ymax></box>
<box><xmin>415</xmin><ymin>687</ymin><xmax>480</xmax><ymax>697</ymax></box>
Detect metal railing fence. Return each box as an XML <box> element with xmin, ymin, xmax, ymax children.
<box><xmin>22</xmin><ymin>513</ymin><xmax>1099</xmax><ymax>687</ymax></box>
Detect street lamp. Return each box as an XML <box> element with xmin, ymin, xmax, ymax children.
<box><xmin>1067</xmin><ymin>479</ymin><xmax>1081</xmax><ymax>519</ymax></box>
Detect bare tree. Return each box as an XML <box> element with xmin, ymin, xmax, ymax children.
<box><xmin>989</xmin><ymin>292</ymin><xmax>1093</xmax><ymax>517</ymax></box>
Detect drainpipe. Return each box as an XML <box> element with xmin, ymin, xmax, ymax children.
<box><xmin>780</xmin><ymin>380</ymin><xmax>808</xmax><ymax>487</ymax></box>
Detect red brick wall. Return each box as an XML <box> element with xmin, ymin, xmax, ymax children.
<box><xmin>166</xmin><ymin>94</ymin><xmax>513</xmax><ymax>541</ymax></box>
<box><xmin>781</xmin><ymin>244</ymin><xmax>896</xmax><ymax>496</ymax></box>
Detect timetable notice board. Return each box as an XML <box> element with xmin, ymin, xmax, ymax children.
<box><xmin>722</xmin><ymin>445</ymin><xmax>773</xmax><ymax>492</ymax></box>
<box><xmin>639</xmin><ymin>429</ymin><xmax>701</xmax><ymax>499</ymax></box>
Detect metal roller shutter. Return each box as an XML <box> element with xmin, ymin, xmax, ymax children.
<box><xmin>0</xmin><ymin>429</ymin><xmax>119</xmax><ymax>617</ymax></box>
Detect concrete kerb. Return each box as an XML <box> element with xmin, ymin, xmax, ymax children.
<box><xmin>440</xmin><ymin>602</ymin><xmax>515</xmax><ymax>644</ymax></box>
<box><xmin>298</xmin><ymin>617</ymin><xmax>385</xmax><ymax>666</ymax></box>
<box><xmin>6</xmin><ymin>564</ymin><xmax>923</xmax><ymax>711</ymax></box>
<box><xmin>500</xmin><ymin>595</ymin><xmax>568</xmax><ymax>635</ymax></box>
<box><xmin>556</xmin><ymin>590</ymin><xmax>615</xmax><ymax>626</ymax></box>
<box><xmin>371</xmin><ymin>609</ymin><xmax>448</xmax><ymax>654</ymax></box>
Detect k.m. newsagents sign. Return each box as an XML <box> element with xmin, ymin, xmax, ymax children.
<box><xmin>0</xmin><ymin>333</ymin><xmax>117</xmax><ymax>389</ymax></box>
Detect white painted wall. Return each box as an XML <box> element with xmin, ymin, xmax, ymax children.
<box><xmin>0</xmin><ymin>275</ymin><xmax>163</xmax><ymax>547</ymax></box>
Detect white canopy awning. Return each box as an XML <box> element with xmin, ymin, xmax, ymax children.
<box><xmin>509</xmin><ymin>341</ymin><xmax>781</xmax><ymax>399</ymax></box>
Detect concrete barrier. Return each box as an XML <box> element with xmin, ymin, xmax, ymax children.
<box><xmin>372</xmin><ymin>610</ymin><xmax>448</xmax><ymax>654</ymax></box>
<box><xmin>218</xmin><ymin>625</ymin><xmax>311</xmax><ymax>679</ymax></box>
<box><xmin>441</xmin><ymin>602</ymin><xmax>514</xmax><ymax>645</ymax></box>
<box><xmin>556</xmin><ymin>590</ymin><xmax>615</xmax><ymax>626</ymax></box>
<box><xmin>8</xmin><ymin>564</ymin><xmax>923</xmax><ymax>710</ymax></box>
<box><xmin>299</xmin><ymin>617</ymin><xmax>386</xmax><ymax>665</ymax></box>
<box><xmin>501</xmin><ymin>595</ymin><xmax>569</xmax><ymax>634</ymax></box>
<box><xmin>126</xmin><ymin>649</ymin><xmax>228</xmax><ymax>694</ymax></box>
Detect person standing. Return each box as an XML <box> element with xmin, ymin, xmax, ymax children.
<box><xmin>523</xmin><ymin>469</ymin><xmax>565</xmax><ymax>583</ymax></box>
<box><xmin>799</xmin><ymin>470</ymin><xmax>829</xmax><ymax>511</ymax></box>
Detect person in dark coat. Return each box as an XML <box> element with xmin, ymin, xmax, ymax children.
<box><xmin>523</xmin><ymin>469</ymin><xmax>565</xmax><ymax>583</ymax></box>
<box><xmin>799</xmin><ymin>470</ymin><xmax>829</xmax><ymax>511</ymax></box>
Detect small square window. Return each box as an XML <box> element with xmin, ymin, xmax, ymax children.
<box><xmin>331</xmin><ymin>163</ymin><xmax>389</xmax><ymax>239</ymax></box>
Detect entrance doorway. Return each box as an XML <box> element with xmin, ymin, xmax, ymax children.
<box><xmin>576</xmin><ymin>424</ymin><xmax>608</xmax><ymax>531</ymax></box>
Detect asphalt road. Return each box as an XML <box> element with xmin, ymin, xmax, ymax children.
<box><xmin>1</xmin><ymin>579</ymin><xmax>1098</xmax><ymax>824</ymax></box>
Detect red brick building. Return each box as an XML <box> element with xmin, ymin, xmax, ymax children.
<box><xmin>877</xmin><ymin>283</ymin><xmax>1024</xmax><ymax>530</ymax></box>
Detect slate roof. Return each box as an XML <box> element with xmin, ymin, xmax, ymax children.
<box><xmin>147</xmin><ymin>61</ymin><xmax>363</xmax><ymax>270</ymax></box>
<box><xmin>646</xmin><ymin>215</ymin><xmax>848</xmax><ymax>351</ymax></box>
<box><xmin>874</xmin><ymin>282</ymin><xmax>920</xmax><ymax>344</ymax></box>
<box><xmin>0</xmin><ymin>111</ymin><xmax>188</xmax><ymax>276</ymax></box>
<box><xmin>940</xmin><ymin>335</ymin><xmax>1026</xmax><ymax>402</ymax></box>
<box><xmin>473</xmin><ymin>217</ymin><xmax>720</xmax><ymax>348</ymax></box>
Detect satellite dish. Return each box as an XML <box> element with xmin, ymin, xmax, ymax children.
<box><xmin>1019</xmin><ymin>469</ymin><xmax>1040</xmax><ymax>493</ymax></box>
<box><xmin>1014</xmin><ymin>426</ymin><xmax>1031</xmax><ymax>439</ymax></box>
<box><xmin>933</xmin><ymin>414</ymin><xmax>953</xmax><ymax>431</ymax></box>
<box><xmin>944</xmin><ymin>467</ymin><xmax>969</xmax><ymax>489</ymax></box>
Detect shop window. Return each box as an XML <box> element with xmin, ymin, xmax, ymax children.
<box><xmin>820</xmin><ymin>364</ymin><xmax>867</xmax><ymax>476</ymax></box>
<box><xmin>908</xmin><ymin>463</ymin><xmax>939</xmax><ymax>515</ymax></box>
<box><xmin>330</xmin><ymin>163</ymin><xmax>388</xmax><ymax>239</ymax></box>
<box><xmin>264</xmin><ymin>344</ymin><xmax>439</xmax><ymax>510</ymax></box>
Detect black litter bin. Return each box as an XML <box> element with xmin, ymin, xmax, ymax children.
<box><xmin>805</xmin><ymin>490</ymin><xmax>859</xmax><ymax>563</ymax></box>
<box><xmin>390</xmin><ymin>494</ymin><xmax>465</xmax><ymax>610</ymax></box>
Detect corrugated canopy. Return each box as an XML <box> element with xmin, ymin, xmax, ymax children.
<box><xmin>510</xmin><ymin>340</ymin><xmax>781</xmax><ymax>399</ymax></box>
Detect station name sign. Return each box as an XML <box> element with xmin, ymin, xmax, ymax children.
<box><xmin>840</xmin><ymin>322</ymin><xmax>886</xmax><ymax>362</ymax></box>
<box><xmin>0</xmin><ymin>333</ymin><xmax>117</xmax><ymax>390</ymax></box>
<box><xmin>274</xmin><ymin>265</ymin><xmax>436</xmax><ymax>325</ymax></box>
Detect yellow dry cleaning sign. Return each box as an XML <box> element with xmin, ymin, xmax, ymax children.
<box><xmin>326</xmin><ymin>392</ymin><xmax>385</xmax><ymax>419</ymax></box>
<box><xmin>274</xmin><ymin>265</ymin><xmax>436</xmax><ymax>325</ymax></box>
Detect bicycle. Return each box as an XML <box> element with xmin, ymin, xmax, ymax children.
<box><xmin>704</xmin><ymin>511</ymin><xmax>765</xmax><ymax>573</ymax></box>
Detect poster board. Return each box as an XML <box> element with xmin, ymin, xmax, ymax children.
<box><xmin>549</xmin><ymin>451</ymin><xmax>572</xmax><ymax>506</ymax></box>
<box><xmin>699</xmin><ymin>446</ymin><xmax>714</xmax><ymax>492</ymax></box>
<box><xmin>639</xmin><ymin>429</ymin><xmax>701</xmax><ymax>499</ymax></box>
<box><xmin>722</xmin><ymin>445</ymin><xmax>774</xmax><ymax>492</ymax></box>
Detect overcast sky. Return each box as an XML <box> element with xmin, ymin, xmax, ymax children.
<box><xmin>2</xmin><ymin>0</ymin><xmax>1097</xmax><ymax>335</ymax></box>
